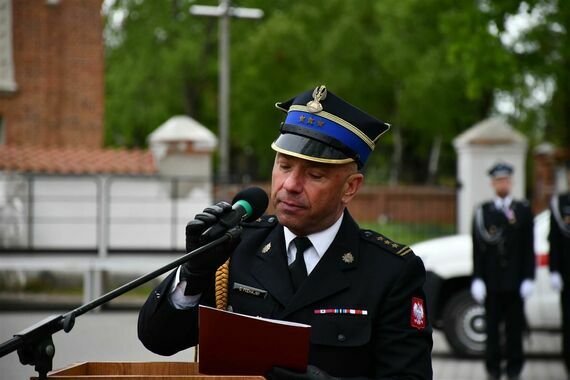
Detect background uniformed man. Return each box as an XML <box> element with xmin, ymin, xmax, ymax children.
<box><xmin>138</xmin><ymin>85</ymin><xmax>433</xmax><ymax>379</ymax></box>
<box><xmin>549</xmin><ymin>161</ymin><xmax>570</xmax><ymax>380</ymax></box>
<box><xmin>471</xmin><ymin>163</ymin><xmax>535</xmax><ymax>380</ymax></box>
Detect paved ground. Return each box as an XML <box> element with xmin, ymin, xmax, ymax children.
<box><xmin>432</xmin><ymin>329</ymin><xmax>567</xmax><ymax>380</ymax></box>
<box><xmin>0</xmin><ymin>311</ymin><xmax>567</xmax><ymax>379</ymax></box>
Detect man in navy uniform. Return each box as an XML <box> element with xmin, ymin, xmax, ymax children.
<box><xmin>549</xmin><ymin>161</ymin><xmax>570</xmax><ymax>380</ymax></box>
<box><xmin>138</xmin><ymin>85</ymin><xmax>433</xmax><ymax>379</ymax></box>
<box><xmin>471</xmin><ymin>162</ymin><xmax>535</xmax><ymax>380</ymax></box>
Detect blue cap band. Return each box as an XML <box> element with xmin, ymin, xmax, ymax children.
<box><xmin>284</xmin><ymin>110</ymin><xmax>372</xmax><ymax>165</ymax></box>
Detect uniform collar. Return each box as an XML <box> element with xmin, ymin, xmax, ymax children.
<box><xmin>494</xmin><ymin>195</ymin><xmax>512</xmax><ymax>209</ymax></box>
<box><xmin>283</xmin><ymin>212</ymin><xmax>344</xmax><ymax>259</ymax></box>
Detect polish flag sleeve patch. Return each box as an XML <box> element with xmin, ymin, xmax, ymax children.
<box><xmin>410</xmin><ymin>297</ymin><xmax>426</xmax><ymax>330</ymax></box>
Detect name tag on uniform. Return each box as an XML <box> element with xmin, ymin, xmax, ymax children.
<box><xmin>232</xmin><ymin>282</ymin><xmax>268</xmax><ymax>299</ymax></box>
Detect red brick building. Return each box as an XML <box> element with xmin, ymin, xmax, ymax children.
<box><xmin>0</xmin><ymin>0</ymin><xmax>104</xmax><ymax>148</ymax></box>
<box><xmin>0</xmin><ymin>0</ymin><xmax>157</xmax><ymax>175</ymax></box>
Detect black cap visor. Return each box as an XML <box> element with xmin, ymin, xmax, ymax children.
<box><xmin>271</xmin><ymin>133</ymin><xmax>355</xmax><ymax>165</ymax></box>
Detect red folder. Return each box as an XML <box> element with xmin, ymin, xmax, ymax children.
<box><xmin>198</xmin><ymin>305</ymin><xmax>311</xmax><ymax>376</ymax></box>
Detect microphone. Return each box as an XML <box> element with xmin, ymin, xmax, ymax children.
<box><xmin>200</xmin><ymin>187</ymin><xmax>269</xmax><ymax>242</ymax></box>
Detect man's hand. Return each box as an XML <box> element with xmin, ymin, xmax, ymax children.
<box><xmin>519</xmin><ymin>279</ymin><xmax>534</xmax><ymax>299</ymax></box>
<box><xmin>470</xmin><ymin>278</ymin><xmax>486</xmax><ymax>304</ymax></box>
<box><xmin>550</xmin><ymin>272</ymin><xmax>564</xmax><ymax>292</ymax></box>
<box><xmin>266</xmin><ymin>365</ymin><xmax>340</xmax><ymax>380</ymax></box>
<box><xmin>181</xmin><ymin>201</ymin><xmax>240</xmax><ymax>295</ymax></box>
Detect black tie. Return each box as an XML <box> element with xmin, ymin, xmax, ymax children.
<box><xmin>289</xmin><ymin>236</ymin><xmax>311</xmax><ymax>292</ymax></box>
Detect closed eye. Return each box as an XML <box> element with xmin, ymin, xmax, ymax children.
<box><xmin>308</xmin><ymin>172</ymin><xmax>324</xmax><ymax>180</ymax></box>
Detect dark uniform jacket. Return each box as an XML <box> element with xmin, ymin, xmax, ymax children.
<box><xmin>472</xmin><ymin>199</ymin><xmax>535</xmax><ymax>292</ymax></box>
<box><xmin>138</xmin><ymin>211</ymin><xmax>433</xmax><ymax>379</ymax></box>
<box><xmin>549</xmin><ymin>193</ymin><xmax>570</xmax><ymax>283</ymax></box>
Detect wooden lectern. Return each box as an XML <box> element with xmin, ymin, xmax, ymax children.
<box><xmin>32</xmin><ymin>362</ymin><xmax>265</xmax><ymax>380</ymax></box>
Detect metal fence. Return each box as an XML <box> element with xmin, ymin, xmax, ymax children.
<box><xmin>0</xmin><ymin>173</ymin><xmax>213</xmax><ymax>252</ymax></box>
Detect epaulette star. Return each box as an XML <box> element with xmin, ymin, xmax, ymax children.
<box><xmin>361</xmin><ymin>229</ymin><xmax>412</xmax><ymax>257</ymax></box>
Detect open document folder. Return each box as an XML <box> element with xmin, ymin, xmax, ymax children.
<box><xmin>198</xmin><ymin>305</ymin><xmax>311</xmax><ymax>376</ymax></box>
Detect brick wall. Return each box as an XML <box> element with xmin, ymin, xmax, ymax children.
<box><xmin>217</xmin><ymin>183</ymin><xmax>457</xmax><ymax>225</ymax></box>
<box><xmin>533</xmin><ymin>147</ymin><xmax>570</xmax><ymax>213</ymax></box>
<box><xmin>348</xmin><ymin>185</ymin><xmax>456</xmax><ymax>224</ymax></box>
<box><xmin>0</xmin><ymin>0</ymin><xmax>104</xmax><ymax>148</ymax></box>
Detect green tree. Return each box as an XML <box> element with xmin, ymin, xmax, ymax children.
<box><xmin>231</xmin><ymin>0</ymin><xmax>396</xmax><ymax>180</ymax></box>
<box><xmin>105</xmin><ymin>0</ymin><xmax>220</xmax><ymax>148</ymax></box>
<box><xmin>232</xmin><ymin>0</ymin><xmax>504</xmax><ymax>182</ymax></box>
<box><xmin>104</xmin><ymin>0</ymin><xmax>569</xmax><ymax>183</ymax></box>
<box><xmin>442</xmin><ymin>0</ymin><xmax>569</xmax><ymax>147</ymax></box>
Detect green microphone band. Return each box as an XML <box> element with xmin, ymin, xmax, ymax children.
<box><xmin>235</xmin><ymin>199</ymin><xmax>253</xmax><ymax>218</ymax></box>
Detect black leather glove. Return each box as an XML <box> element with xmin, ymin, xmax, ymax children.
<box><xmin>180</xmin><ymin>201</ymin><xmax>240</xmax><ymax>295</ymax></box>
<box><xmin>266</xmin><ymin>365</ymin><xmax>340</xmax><ymax>380</ymax></box>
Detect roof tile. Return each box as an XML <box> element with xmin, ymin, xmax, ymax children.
<box><xmin>0</xmin><ymin>145</ymin><xmax>157</xmax><ymax>174</ymax></box>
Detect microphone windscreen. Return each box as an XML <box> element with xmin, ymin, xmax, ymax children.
<box><xmin>232</xmin><ymin>187</ymin><xmax>269</xmax><ymax>222</ymax></box>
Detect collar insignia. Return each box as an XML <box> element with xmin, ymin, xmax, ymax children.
<box><xmin>307</xmin><ymin>85</ymin><xmax>327</xmax><ymax>113</ymax></box>
<box><xmin>342</xmin><ymin>252</ymin><xmax>354</xmax><ymax>264</ymax></box>
<box><xmin>262</xmin><ymin>242</ymin><xmax>271</xmax><ymax>254</ymax></box>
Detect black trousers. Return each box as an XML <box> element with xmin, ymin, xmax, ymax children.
<box><xmin>562</xmin><ymin>287</ymin><xmax>570</xmax><ymax>372</ymax></box>
<box><xmin>485</xmin><ymin>291</ymin><xmax>525</xmax><ymax>378</ymax></box>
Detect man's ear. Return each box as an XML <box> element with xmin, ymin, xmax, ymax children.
<box><xmin>342</xmin><ymin>172</ymin><xmax>364</xmax><ymax>204</ymax></box>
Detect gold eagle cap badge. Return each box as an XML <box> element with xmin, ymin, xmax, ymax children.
<box><xmin>307</xmin><ymin>85</ymin><xmax>327</xmax><ymax>113</ymax></box>
<box><xmin>342</xmin><ymin>252</ymin><xmax>354</xmax><ymax>264</ymax></box>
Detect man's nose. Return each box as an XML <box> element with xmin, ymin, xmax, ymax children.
<box><xmin>283</xmin><ymin>170</ymin><xmax>303</xmax><ymax>193</ymax></box>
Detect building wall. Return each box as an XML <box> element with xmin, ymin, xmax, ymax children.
<box><xmin>0</xmin><ymin>0</ymin><xmax>104</xmax><ymax>148</ymax></box>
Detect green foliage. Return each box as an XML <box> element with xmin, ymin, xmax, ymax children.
<box><xmin>232</xmin><ymin>0</ymin><xmax>394</xmax><ymax>178</ymax></box>
<box><xmin>105</xmin><ymin>0</ymin><xmax>219</xmax><ymax>147</ymax></box>
<box><xmin>104</xmin><ymin>0</ymin><xmax>570</xmax><ymax>182</ymax></box>
<box><xmin>359</xmin><ymin>221</ymin><xmax>456</xmax><ymax>245</ymax></box>
<box><xmin>526</xmin><ymin>0</ymin><xmax>570</xmax><ymax>146</ymax></box>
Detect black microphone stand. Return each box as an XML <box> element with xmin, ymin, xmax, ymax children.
<box><xmin>0</xmin><ymin>227</ymin><xmax>242</xmax><ymax>380</ymax></box>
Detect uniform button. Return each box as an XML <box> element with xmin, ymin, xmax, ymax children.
<box><xmin>364</xmin><ymin>231</ymin><xmax>372</xmax><ymax>237</ymax></box>
<box><xmin>337</xmin><ymin>334</ymin><xmax>346</xmax><ymax>342</ymax></box>
<box><xmin>227</xmin><ymin>305</ymin><xmax>233</xmax><ymax>312</ymax></box>
<box><xmin>268</xmin><ymin>217</ymin><xmax>275</xmax><ymax>223</ymax></box>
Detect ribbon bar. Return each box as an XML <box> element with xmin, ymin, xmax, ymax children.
<box><xmin>314</xmin><ymin>308</ymin><xmax>368</xmax><ymax>315</ymax></box>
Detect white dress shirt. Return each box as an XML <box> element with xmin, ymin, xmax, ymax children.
<box><xmin>494</xmin><ymin>195</ymin><xmax>512</xmax><ymax>211</ymax></box>
<box><xmin>283</xmin><ymin>213</ymin><xmax>344</xmax><ymax>275</ymax></box>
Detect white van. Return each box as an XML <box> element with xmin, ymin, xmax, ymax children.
<box><xmin>411</xmin><ymin>210</ymin><xmax>560</xmax><ymax>356</ymax></box>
